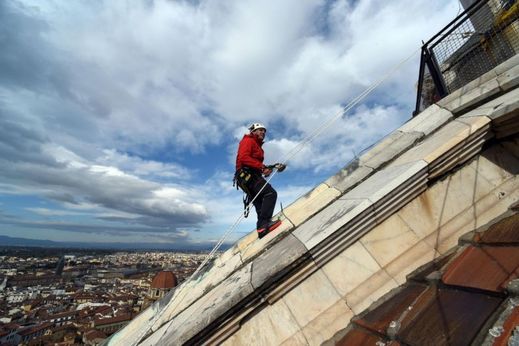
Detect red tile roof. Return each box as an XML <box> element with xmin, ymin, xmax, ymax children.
<box><xmin>151</xmin><ymin>271</ymin><xmax>178</xmax><ymax>289</ymax></box>
<box><xmin>334</xmin><ymin>210</ymin><xmax>519</xmax><ymax>345</ymax></box>
<box><xmin>17</xmin><ymin>322</ymin><xmax>53</xmax><ymax>336</ymax></box>
<box><xmin>83</xmin><ymin>328</ymin><xmax>106</xmax><ymax>341</ymax></box>
<box><xmin>442</xmin><ymin>245</ymin><xmax>519</xmax><ymax>292</ymax></box>
<box><xmin>94</xmin><ymin>313</ymin><xmax>132</xmax><ymax>326</ymax></box>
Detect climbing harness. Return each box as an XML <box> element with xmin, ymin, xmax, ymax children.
<box><xmin>233</xmin><ymin>168</ymin><xmax>254</xmax><ymax>217</ymax></box>
<box><xmin>233</xmin><ymin>163</ymin><xmax>286</xmax><ymax>218</ymax></box>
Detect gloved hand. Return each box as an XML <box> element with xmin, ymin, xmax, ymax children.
<box><xmin>263</xmin><ymin>163</ymin><xmax>286</xmax><ymax>175</ymax></box>
<box><xmin>275</xmin><ymin>163</ymin><xmax>286</xmax><ymax>172</ymax></box>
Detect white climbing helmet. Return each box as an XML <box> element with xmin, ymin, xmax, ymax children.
<box><xmin>248</xmin><ymin>122</ymin><xmax>267</xmax><ymax>132</ymax></box>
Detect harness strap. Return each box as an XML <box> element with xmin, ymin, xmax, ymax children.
<box><xmin>243</xmin><ymin>195</ymin><xmax>250</xmax><ymax>218</ymax></box>
<box><xmin>234</xmin><ymin>168</ymin><xmax>256</xmax><ymax>218</ymax></box>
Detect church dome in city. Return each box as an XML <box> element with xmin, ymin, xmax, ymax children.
<box><xmin>151</xmin><ymin>271</ymin><xmax>178</xmax><ymax>289</ymax></box>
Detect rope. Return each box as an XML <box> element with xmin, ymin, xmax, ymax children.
<box><xmin>129</xmin><ymin>47</ymin><xmax>420</xmax><ymax>346</ymax></box>
<box><xmin>277</xmin><ymin>48</ymin><xmax>419</xmax><ymax>167</ymax></box>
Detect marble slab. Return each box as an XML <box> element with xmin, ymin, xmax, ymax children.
<box><xmin>151</xmin><ymin>263</ymin><xmax>254</xmax><ymax>345</ymax></box>
<box><xmin>282</xmin><ymin>183</ymin><xmax>342</xmax><ymax>227</ymax></box>
<box><xmin>360</xmin><ymin>214</ymin><xmax>421</xmax><ymax>268</ymax></box>
<box><xmin>301</xmin><ymin>299</ymin><xmax>354</xmax><ymax>346</ymax></box>
<box><xmin>250</xmin><ymin>233</ymin><xmax>308</xmax><ymax>290</ymax></box>
<box><xmin>264</xmin><ymin>259</ymin><xmax>319</xmax><ymax>305</ymax></box>
<box><xmin>234</xmin><ymin>231</ymin><xmax>258</xmax><ymax>256</ymax></box>
<box><xmin>384</xmin><ymin>240</ymin><xmax>439</xmax><ymax>285</ymax></box>
<box><xmin>373</xmin><ymin>175</ymin><xmax>428</xmax><ymax>224</ymax></box>
<box><xmin>346</xmin><ymin>160</ymin><xmax>428</xmax><ymax>205</ymax></box>
<box><xmin>310</xmin><ymin>208</ymin><xmax>377</xmax><ymax>267</ymax></box>
<box><xmin>422</xmin><ymin>176</ymin><xmax>519</xmax><ymax>255</ymax></box>
<box><xmin>279</xmin><ymin>332</ymin><xmax>309</xmax><ymax>346</ymax></box>
<box><xmin>493</xmin><ymin>53</ymin><xmax>519</xmax><ymax>75</ymax></box>
<box><xmin>461</xmin><ymin>86</ymin><xmax>519</xmax><ymax>120</ymax></box>
<box><xmin>467</xmin><ymin>144</ymin><xmax>519</xmax><ymax>187</ymax></box>
<box><xmin>281</xmin><ymin>269</ymin><xmax>341</xmax><ymax>327</ymax></box>
<box><xmin>399</xmin><ymin>104</ymin><xmax>453</xmax><ymax>136</ymax></box>
<box><xmin>240</xmin><ymin>214</ymin><xmax>295</xmax><ymax>263</ymax></box>
<box><xmin>397</xmin><ymin>153</ymin><xmax>498</xmax><ymax>242</ymax></box>
<box><xmin>391</xmin><ymin>116</ymin><xmax>491</xmax><ymax>167</ymax></box>
<box><xmin>321</xmin><ymin>241</ymin><xmax>382</xmax><ymax>297</ymax></box>
<box><xmin>325</xmin><ymin>160</ymin><xmax>374</xmax><ymax>193</ymax></box>
<box><xmin>345</xmin><ymin>270</ymin><xmax>399</xmax><ymax>314</ymax></box>
<box><xmin>359</xmin><ymin>131</ymin><xmax>424</xmax><ymax>169</ymax></box>
<box><xmin>440</xmin><ymin>69</ymin><xmax>498</xmax><ymax>105</ymax></box>
<box><xmin>428</xmin><ymin>130</ymin><xmax>491</xmax><ymax>178</ymax></box>
<box><xmin>293</xmin><ymin>197</ymin><xmax>373</xmax><ymax>251</ymax></box>
<box><xmin>220</xmin><ymin>298</ymin><xmax>302</xmax><ymax>346</ymax></box>
<box><xmin>140</xmin><ymin>320</ymin><xmax>171</xmax><ymax>346</ymax></box>
<box><xmin>153</xmin><ymin>251</ymin><xmax>244</xmax><ymax>328</ymax></box>
<box><xmin>438</xmin><ymin>78</ymin><xmax>501</xmax><ymax>115</ymax></box>
<box><xmin>497</xmin><ymin>63</ymin><xmax>519</xmax><ymax>91</ymax></box>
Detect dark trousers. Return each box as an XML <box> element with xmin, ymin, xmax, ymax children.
<box><xmin>247</xmin><ymin>175</ymin><xmax>277</xmax><ymax>229</ymax></box>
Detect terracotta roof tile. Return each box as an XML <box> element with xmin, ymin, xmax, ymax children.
<box><xmin>353</xmin><ymin>283</ymin><xmax>503</xmax><ymax>345</ymax></box>
<box><xmin>474</xmin><ymin>213</ymin><xmax>519</xmax><ymax>244</ymax></box>
<box><xmin>397</xmin><ymin>286</ymin><xmax>502</xmax><ymax>345</ymax></box>
<box><xmin>329</xmin><ymin>210</ymin><xmax>519</xmax><ymax>345</ymax></box>
<box><xmin>151</xmin><ymin>271</ymin><xmax>178</xmax><ymax>289</ymax></box>
<box><xmin>442</xmin><ymin>245</ymin><xmax>519</xmax><ymax>292</ymax></box>
<box><xmin>354</xmin><ymin>283</ymin><xmax>428</xmax><ymax>334</ymax></box>
<box><xmin>336</xmin><ymin>326</ymin><xmax>400</xmax><ymax>346</ymax></box>
<box><xmin>94</xmin><ymin>313</ymin><xmax>132</xmax><ymax>326</ymax></box>
<box><xmin>84</xmin><ymin>328</ymin><xmax>107</xmax><ymax>341</ymax></box>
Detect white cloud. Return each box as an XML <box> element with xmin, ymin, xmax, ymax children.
<box><xmin>97</xmin><ymin>149</ymin><xmax>192</xmax><ymax>180</ymax></box>
<box><xmin>6</xmin><ymin>0</ymin><xmax>458</xmax><ymax>154</ymax></box>
<box><xmin>25</xmin><ymin>208</ymin><xmax>86</xmax><ymax>217</ymax></box>
<box><xmin>0</xmin><ymin>0</ymin><xmax>460</xmax><ymax>244</ymax></box>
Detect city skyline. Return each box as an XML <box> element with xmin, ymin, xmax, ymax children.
<box><xmin>0</xmin><ymin>247</ymin><xmax>203</xmax><ymax>344</ymax></box>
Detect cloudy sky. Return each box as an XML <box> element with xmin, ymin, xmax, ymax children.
<box><xmin>0</xmin><ymin>0</ymin><xmax>460</xmax><ymax>249</ymax></box>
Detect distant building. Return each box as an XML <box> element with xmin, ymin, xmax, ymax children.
<box><xmin>7</xmin><ymin>292</ymin><xmax>29</xmax><ymax>304</ymax></box>
<box><xmin>47</xmin><ymin>310</ymin><xmax>78</xmax><ymax>327</ymax></box>
<box><xmin>74</xmin><ymin>292</ymin><xmax>98</xmax><ymax>304</ymax></box>
<box><xmin>83</xmin><ymin>328</ymin><xmax>107</xmax><ymax>346</ymax></box>
<box><xmin>148</xmin><ymin>271</ymin><xmax>178</xmax><ymax>302</ymax></box>
<box><xmin>7</xmin><ymin>274</ymin><xmax>61</xmax><ymax>288</ymax></box>
<box><xmin>93</xmin><ymin>313</ymin><xmax>133</xmax><ymax>336</ymax></box>
<box><xmin>0</xmin><ymin>323</ymin><xmax>20</xmax><ymax>345</ymax></box>
<box><xmin>16</xmin><ymin>322</ymin><xmax>53</xmax><ymax>345</ymax></box>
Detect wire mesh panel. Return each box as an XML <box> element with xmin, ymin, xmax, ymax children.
<box><xmin>415</xmin><ymin>0</ymin><xmax>519</xmax><ymax>114</ymax></box>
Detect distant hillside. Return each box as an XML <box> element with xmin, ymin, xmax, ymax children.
<box><xmin>0</xmin><ymin>235</ymin><xmax>57</xmax><ymax>247</ymax></box>
<box><xmin>0</xmin><ymin>235</ymin><xmax>222</xmax><ymax>251</ymax></box>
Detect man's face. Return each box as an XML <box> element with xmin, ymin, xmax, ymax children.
<box><xmin>252</xmin><ymin>128</ymin><xmax>266</xmax><ymax>140</ymax></box>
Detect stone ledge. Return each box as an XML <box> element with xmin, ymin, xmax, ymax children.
<box><xmin>250</xmin><ymin>233</ymin><xmax>309</xmax><ymax>290</ymax></box>
<box><xmin>144</xmin><ymin>263</ymin><xmax>255</xmax><ymax>345</ymax></box>
<box><xmin>437</xmin><ymin>54</ymin><xmax>519</xmax><ymax>116</ymax></box>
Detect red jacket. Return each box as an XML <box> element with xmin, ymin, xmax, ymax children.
<box><xmin>236</xmin><ymin>134</ymin><xmax>265</xmax><ymax>172</ymax></box>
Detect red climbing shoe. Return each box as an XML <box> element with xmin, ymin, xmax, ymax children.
<box><xmin>257</xmin><ymin>220</ymin><xmax>282</xmax><ymax>239</ymax></box>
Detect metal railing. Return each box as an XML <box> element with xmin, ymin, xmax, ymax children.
<box><xmin>414</xmin><ymin>0</ymin><xmax>519</xmax><ymax>115</ymax></box>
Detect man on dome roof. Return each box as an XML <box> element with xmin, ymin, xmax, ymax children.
<box><xmin>234</xmin><ymin>122</ymin><xmax>285</xmax><ymax>239</ymax></box>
